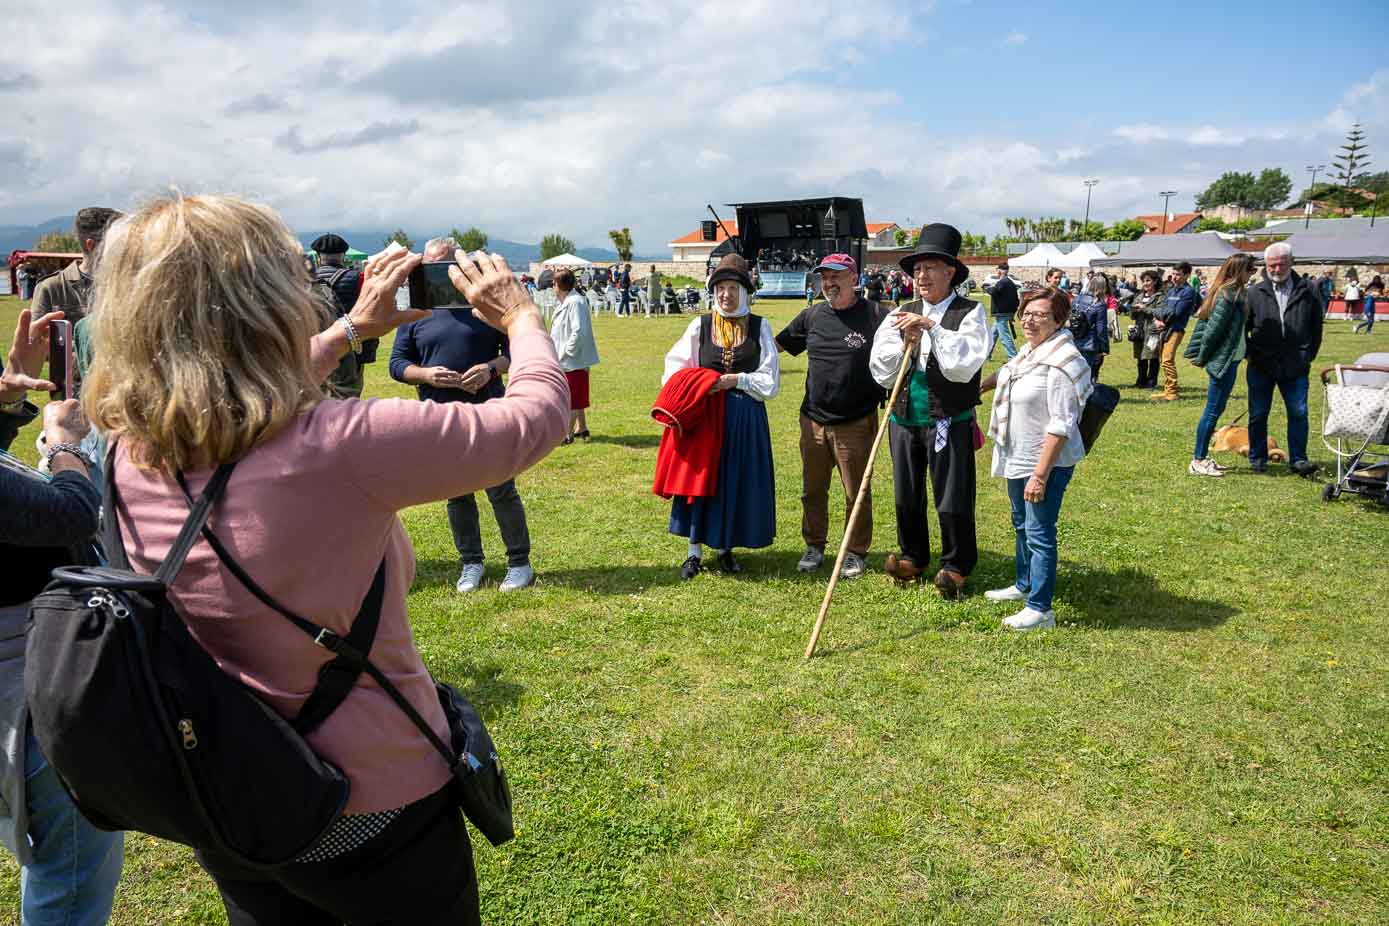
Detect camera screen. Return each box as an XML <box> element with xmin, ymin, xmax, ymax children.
<box><xmin>412</xmin><ymin>261</ymin><xmax>469</xmax><ymax>309</ymax></box>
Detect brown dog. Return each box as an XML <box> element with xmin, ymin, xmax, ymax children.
<box><xmin>1210</xmin><ymin>425</ymin><xmax>1287</xmax><ymax>463</ymax></box>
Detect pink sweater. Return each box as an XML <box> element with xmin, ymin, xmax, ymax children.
<box><xmin>112</xmin><ymin>328</ymin><xmax>569</xmax><ymax>813</ymax></box>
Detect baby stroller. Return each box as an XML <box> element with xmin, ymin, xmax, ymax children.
<box><xmin>1319</xmin><ymin>352</ymin><xmax>1389</xmax><ymax>506</ymax></box>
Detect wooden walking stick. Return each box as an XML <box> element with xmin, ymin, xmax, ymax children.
<box><xmin>804</xmin><ymin>340</ymin><xmax>916</xmax><ymax>660</ymax></box>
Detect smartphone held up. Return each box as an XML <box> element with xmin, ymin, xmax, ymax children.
<box><xmin>408</xmin><ymin>262</ymin><xmax>470</xmax><ymax>311</ymax></box>
<box><xmin>48</xmin><ymin>319</ymin><xmax>75</xmax><ymax>400</ymax></box>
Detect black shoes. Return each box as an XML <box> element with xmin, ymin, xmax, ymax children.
<box><xmin>717</xmin><ymin>551</ymin><xmax>742</xmax><ymax>574</ymax></box>
<box><xmin>1290</xmin><ymin>460</ymin><xmax>1318</xmax><ymax>478</ymax></box>
<box><xmin>1250</xmin><ymin>461</ymin><xmax>1269</xmax><ymax>473</ymax></box>
<box><xmin>680</xmin><ymin>556</ymin><xmax>701</xmax><ymax>580</ymax></box>
<box><xmin>575</xmin><ymin>429</ymin><xmax>591</xmax><ymax>441</ymax></box>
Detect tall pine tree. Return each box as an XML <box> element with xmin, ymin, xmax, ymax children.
<box><xmin>1332</xmin><ymin>122</ymin><xmax>1371</xmax><ymax>213</ymax></box>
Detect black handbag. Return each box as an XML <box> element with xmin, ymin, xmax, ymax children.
<box><xmin>1078</xmin><ymin>383</ymin><xmax>1121</xmax><ymax>453</ymax></box>
<box><xmin>26</xmin><ymin>461</ymin><xmax>352</xmax><ymax>869</ymax></box>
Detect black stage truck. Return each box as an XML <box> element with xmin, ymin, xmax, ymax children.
<box><xmin>701</xmin><ymin>197</ymin><xmax>868</xmax><ymax>299</ymax></box>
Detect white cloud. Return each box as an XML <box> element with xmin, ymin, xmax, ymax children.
<box><xmin>1004</xmin><ymin>31</ymin><xmax>1027</xmax><ymax>45</ymax></box>
<box><xmin>0</xmin><ymin>2</ymin><xmax>1383</xmax><ymax>250</ymax></box>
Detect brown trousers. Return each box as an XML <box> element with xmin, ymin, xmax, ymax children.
<box><xmin>1159</xmin><ymin>328</ymin><xmax>1185</xmax><ymax>399</ymax></box>
<box><xmin>799</xmin><ymin>412</ymin><xmax>877</xmax><ymax>556</ymax></box>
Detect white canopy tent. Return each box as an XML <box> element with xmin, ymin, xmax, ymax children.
<box><xmin>1008</xmin><ymin>243</ymin><xmax>1068</xmax><ymax>269</ymax></box>
<box><xmin>1091</xmin><ymin>234</ymin><xmax>1239</xmax><ymax>268</ymax></box>
<box><xmin>1055</xmin><ymin>242</ymin><xmax>1109</xmax><ymax>270</ymax></box>
<box><xmin>542</xmin><ymin>253</ymin><xmax>592</xmax><ymax>267</ymax></box>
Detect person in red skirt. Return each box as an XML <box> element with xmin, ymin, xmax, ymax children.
<box><xmin>550</xmin><ymin>269</ymin><xmax>600</xmax><ymax>443</ymax></box>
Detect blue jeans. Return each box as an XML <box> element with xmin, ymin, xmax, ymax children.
<box><xmin>1247</xmin><ymin>365</ymin><xmax>1309</xmax><ymax>465</ymax></box>
<box><xmin>1193</xmin><ymin>362</ymin><xmax>1240</xmax><ymax>459</ymax></box>
<box><xmin>20</xmin><ymin>729</ymin><xmax>124</xmax><ymax>925</ymax></box>
<box><xmin>1005</xmin><ymin>466</ymin><xmax>1074</xmax><ymax>613</ymax></box>
<box><xmin>989</xmin><ymin>317</ymin><xmax>1017</xmax><ymax>359</ymax></box>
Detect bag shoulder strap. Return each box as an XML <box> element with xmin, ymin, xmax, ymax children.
<box><xmin>171</xmin><ymin>476</ymin><xmax>456</xmax><ymax>761</ymax></box>
<box><xmin>102</xmin><ymin>440</ymin><xmax>234</xmax><ymax>584</ymax></box>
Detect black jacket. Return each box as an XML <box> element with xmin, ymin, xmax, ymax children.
<box><xmin>1245</xmin><ymin>272</ymin><xmax>1323</xmax><ymax>381</ymax></box>
<box><xmin>987</xmin><ymin>276</ymin><xmax>1019</xmax><ymax>316</ymax></box>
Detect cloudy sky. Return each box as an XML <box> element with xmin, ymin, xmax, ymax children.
<box><xmin>3</xmin><ymin>0</ymin><xmax>1386</xmax><ymax>252</ymax></box>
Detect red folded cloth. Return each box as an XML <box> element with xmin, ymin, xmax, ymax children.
<box><xmin>651</xmin><ymin>367</ymin><xmax>725</xmax><ymax>501</ymax></box>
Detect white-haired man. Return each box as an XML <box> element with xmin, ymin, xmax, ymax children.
<box><xmin>1244</xmin><ymin>242</ymin><xmax>1322</xmax><ymax>475</ymax></box>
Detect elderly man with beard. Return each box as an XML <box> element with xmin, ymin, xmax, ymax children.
<box><xmin>1245</xmin><ymin>241</ymin><xmax>1322</xmax><ymax>476</ymax></box>
<box><xmin>776</xmin><ymin>254</ymin><xmax>893</xmax><ymax>580</ymax></box>
<box><xmin>869</xmin><ymin>224</ymin><xmax>990</xmax><ymax>598</ymax></box>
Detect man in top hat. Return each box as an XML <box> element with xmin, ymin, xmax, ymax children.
<box><xmin>310</xmin><ymin>233</ymin><xmax>378</xmax><ymax>397</ymax></box>
<box><xmin>869</xmin><ymin>223</ymin><xmax>990</xmax><ymax>597</ymax></box>
<box><xmin>775</xmin><ymin>253</ymin><xmax>894</xmax><ymax>580</ymax></box>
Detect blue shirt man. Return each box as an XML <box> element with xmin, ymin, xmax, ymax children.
<box><xmin>389</xmin><ymin>296</ymin><xmax>533</xmax><ymax>592</ymax></box>
<box><xmin>1152</xmin><ymin>262</ymin><xmax>1199</xmax><ymax>400</ymax></box>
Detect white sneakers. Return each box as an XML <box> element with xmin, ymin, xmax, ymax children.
<box><xmin>456</xmin><ymin>564</ymin><xmax>485</xmax><ymax>593</ymax></box>
<box><xmin>1188</xmin><ymin>458</ymin><xmax>1225</xmax><ymax>477</ymax></box>
<box><xmin>456</xmin><ymin>563</ymin><xmax>535</xmax><ymax>593</ymax></box>
<box><xmin>499</xmin><ymin>565</ymin><xmax>535</xmax><ymax>592</ymax></box>
<box><xmin>1003</xmin><ymin>608</ymin><xmax>1056</xmax><ymax>631</ymax></box>
<box><xmin>984</xmin><ymin>585</ymin><xmax>1027</xmax><ymax>602</ymax></box>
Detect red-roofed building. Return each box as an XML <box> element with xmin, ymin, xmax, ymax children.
<box><xmin>669</xmin><ymin>220</ymin><xmax>900</xmax><ymax>262</ymax></box>
<box><xmin>1133</xmin><ymin>212</ymin><xmax>1202</xmax><ymax>235</ymax></box>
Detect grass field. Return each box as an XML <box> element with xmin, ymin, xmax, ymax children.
<box><xmin>2</xmin><ymin>291</ymin><xmax>1387</xmax><ymax>924</ymax></box>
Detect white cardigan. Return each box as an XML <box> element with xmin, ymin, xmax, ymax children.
<box><xmin>549</xmin><ymin>292</ymin><xmax>601</xmax><ymax>372</ymax></box>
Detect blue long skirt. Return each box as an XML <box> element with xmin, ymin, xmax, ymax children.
<box><xmin>669</xmin><ymin>390</ymin><xmax>775</xmax><ymax>550</ymax></box>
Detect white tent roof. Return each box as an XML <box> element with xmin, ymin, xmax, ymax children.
<box><xmin>1054</xmin><ymin>242</ymin><xmax>1109</xmax><ymax>269</ymax></box>
<box><xmin>542</xmin><ymin>253</ymin><xmax>592</xmax><ymax>267</ymax></box>
<box><xmin>1091</xmin><ymin>234</ymin><xmax>1239</xmax><ymax>268</ymax></box>
<box><xmin>1008</xmin><ymin>243</ymin><xmax>1068</xmax><ymax>268</ymax></box>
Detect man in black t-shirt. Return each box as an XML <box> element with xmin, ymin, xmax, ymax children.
<box><xmin>776</xmin><ymin>253</ymin><xmax>891</xmax><ymax>580</ymax></box>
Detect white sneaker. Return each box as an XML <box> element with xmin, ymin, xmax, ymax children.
<box><xmin>456</xmin><ymin>563</ymin><xmax>485</xmax><ymax>593</ymax></box>
<box><xmin>1188</xmin><ymin>458</ymin><xmax>1224</xmax><ymax>477</ymax></box>
<box><xmin>797</xmin><ymin>546</ymin><xmax>825</xmax><ymax>572</ymax></box>
<box><xmin>499</xmin><ymin>564</ymin><xmax>535</xmax><ymax>592</ymax></box>
<box><xmin>985</xmin><ymin>585</ymin><xmax>1027</xmax><ymax>602</ymax></box>
<box><xmin>838</xmin><ymin>552</ymin><xmax>867</xmax><ymax>580</ymax></box>
<box><xmin>1003</xmin><ymin>608</ymin><xmax>1056</xmax><ymax>631</ymax></box>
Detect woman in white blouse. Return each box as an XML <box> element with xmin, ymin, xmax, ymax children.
<box><xmin>662</xmin><ymin>254</ymin><xmax>780</xmax><ymax>579</ymax></box>
<box><xmin>549</xmin><ymin>268</ymin><xmax>600</xmax><ymax>443</ymax></box>
<box><xmin>982</xmin><ymin>287</ymin><xmax>1092</xmax><ymax>630</ymax></box>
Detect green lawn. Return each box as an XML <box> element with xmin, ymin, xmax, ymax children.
<box><xmin>2</xmin><ymin>292</ymin><xmax>1387</xmax><ymax>924</ymax></box>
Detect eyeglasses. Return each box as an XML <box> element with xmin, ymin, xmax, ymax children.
<box><xmin>914</xmin><ymin>264</ymin><xmax>952</xmax><ymax>275</ymax></box>
<box><xmin>1019</xmin><ymin>312</ymin><xmax>1054</xmax><ymax>322</ymax></box>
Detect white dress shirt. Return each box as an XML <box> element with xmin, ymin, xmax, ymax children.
<box><xmin>869</xmin><ymin>292</ymin><xmax>990</xmax><ymax>390</ymax></box>
<box><xmin>662</xmin><ymin>316</ymin><xmax>781</xmax><ymax>402</ymax></box>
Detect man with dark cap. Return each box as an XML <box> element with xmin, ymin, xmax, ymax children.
<box><xmin>31</xmin><ymin>207</ymin><xmax>123</xmax><ymax>324</ymax></box>
<box><xmin>869</xmin><ymin>224</ymin><xmax>990</xmax><ymax>598</ymax></box>
<box><xmin>776</xmin><ymin>253</ymin><xmax>893</xmax><ymax>580</ymax></box>
<box><xmin>310</xmin><ymin>233</ymin><xmax>378</xmax><ymax>397</ymax></box>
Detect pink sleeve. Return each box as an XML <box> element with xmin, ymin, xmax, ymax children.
<box><xmin>327</xmin><ymin>329</ymin><xmax>570</xmax><ymax>511</ymax></box>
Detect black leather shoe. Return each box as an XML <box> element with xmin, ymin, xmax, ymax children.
<box><xmin>680</xmin><ymin>556</ymin><xmax>701</xmax><ymax>580</ymax></box>
<box><xmin>576</xmin><ymin>429</ymin><xmax>591</xmax><ymax>441</ymax></box>
<box><xmin>1290</xmin><ymin>460</ymin><xmax>1318</xmax><ymax>477</ymax></box>
<box><xmin>717</xmin><ymin>551</ymin><xmax>742</xmax><ymax>574</ymax></box>
<box><xmin>1250</xmin><ymin>461</ymin><xmax>1268</xmax><ymax>473</ymax></box>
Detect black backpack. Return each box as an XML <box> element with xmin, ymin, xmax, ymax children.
<box><xmin>26</xmin><ymin>453</ymin><xmax>514</xmax><ymax>870</ymax></box>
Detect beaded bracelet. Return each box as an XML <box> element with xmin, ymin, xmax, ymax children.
<box><xmin>339</xmin><ymin>315</ymin><xmax>362</xmax><ymax>355</ymax></box>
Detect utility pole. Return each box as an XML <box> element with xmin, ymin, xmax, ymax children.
<box><xmin>1305</xmin><ymin>164</ymin><xmax>1326</xmax><ymax>228</ymax></box>
<box><xmin>1159</xmin><ymin>191</ymin><xmax>1177</xmax><ymax>233</ymax></box>
<box><xmin>1082</xmin><ymin>179</ymin><xmax>1099</xmax><ymax>239</ymax></box>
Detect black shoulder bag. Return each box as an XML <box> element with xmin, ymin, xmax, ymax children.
<box><xmin>26</xmin><ymin>454</ymin><xmax>513</xmax><ymax>872</ymax></box>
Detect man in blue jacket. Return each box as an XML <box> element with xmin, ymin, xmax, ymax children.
<box><xmin>1152</xmin><ymin>261</ymin><xmax>1198</xmax><ymax>401</ymax></box>
<box><xmin>1244</xmin><ymin>242</ymin><xmax>1322</xmax><ymax>475</ymax></box>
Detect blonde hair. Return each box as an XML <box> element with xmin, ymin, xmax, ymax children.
<box><xmin>83</xmin><ymin>193</ymin><xmax>328</xmax><ymax>473</ymax></box>
<box><xmin>1196</xmin><ymin>253</ymin><xmax>1256</xmax><ymax>321</ymax></box>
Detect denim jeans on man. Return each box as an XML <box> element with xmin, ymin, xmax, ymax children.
<box><xmin>1246</xmin><ymin>364</ymin><xmax>1309</xmax><ymax>466</ymax></box>
<box><xmin>1005</xmin><ymin>465</ymin><xmax>1074</xmax><ymax>613</ymax></box>
<box><xmin>447</xmin><ymin>479</ymin><xmax>531</xmax><ymax>567</ymax></box>
<box><xmin>988</xmin><ymin>317</ymin><xmax>1017</xmax><ymax>359</ymax></box>
<box><xmin>1194</xmin><ymin>361</ymin><xmax>1241</xmax><ymax>460</ymax></box>
<box><xmin>20</xmin><ymin>729</ymin><xmax>123</xmax><ymax>926</ymax></box>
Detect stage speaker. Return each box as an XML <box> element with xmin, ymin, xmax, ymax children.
<box><xmin>701</xmin><ymin>221</ymin><xmax>717</xmax><ymax>241</ymax></box>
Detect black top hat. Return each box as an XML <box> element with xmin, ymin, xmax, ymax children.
<box><xmin>310</xmin><ymin>233</ymin><xmax>350</xmax><ymax>255</ymax></box>
<box><xmin>707</xmin><ymin>253</ymin><xmax>755</xmax><ymax>292</ymax></box>
<box><xmin>899</xmin><ymin>223</ymin><xmax>969</xmax><ymax>288</ymax></box>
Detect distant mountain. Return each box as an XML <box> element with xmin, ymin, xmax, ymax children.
<box><xmin>0</xmin><ymin>216</ymin><xmax>78</xmax><ymax>254</ymax></box>
<box><xmin>1</xmin><ymin>218</ymin><xmax>662</xmax><ymax>264</ymax></box>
